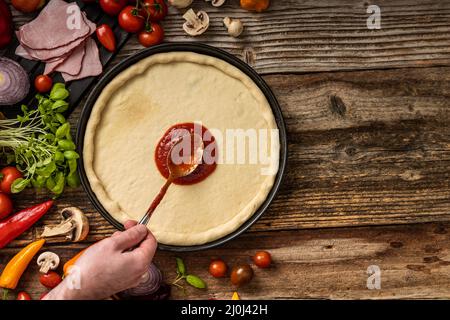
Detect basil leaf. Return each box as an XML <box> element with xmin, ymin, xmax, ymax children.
<box><xmin>11</xmin><ymin>178</ymin><xmax>29</xmax><ymax>193</ymax></box>
<box><xmin>176</xmin><ymin>257</ymin><xmax>186</xmax><ymax>276</ymax></box>
<box><xmin>186</xmin><ymin>275</ymin><xmax>206</xmax><ymax>289</ymax></box>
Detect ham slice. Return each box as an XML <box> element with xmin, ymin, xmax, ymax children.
<box><xmin>15</xmin><ymin>0</ymin><xmax>103</xmax><ymax>83</ymax></box>
<box><xmin>62</xmin><ymin>38</ymin><xmax>102</xmax><ymax>82</ymax></box>
<box><xmin>18</xmin><ymin>0</ymin><xmax>91</xmax><ymax>50</ymax></box>
<box><xmin>44</xmin><ymin>41</ymin><xmax>86</xmax><ymax>75</ymax></box>
<box><xmin>16</xmin><ymin>14</ymin><xmax>95</xmax><ymax>61</ymax></box>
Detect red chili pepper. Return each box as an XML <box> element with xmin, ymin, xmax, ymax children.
<box><xmin>0</xmin><ymin>200</ymin><xmax>54</xmax><ymax>249</ymax></box>
<box><xmin>0</xmin><ymin>0</ymin><xmax>13</xmax><ymax>49</ymax></box>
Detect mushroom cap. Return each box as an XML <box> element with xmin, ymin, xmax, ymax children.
<box><xmin>61</xmin><ymin>207</ymin><xmax>90</xmax><ymax>242</ymax></box>
<box><xmin>37</xmin><ymin>251</ymin><xmax>60</xmax><ymax>273</ymax></box>
<box><xmin>169</xmin><ymin>0</ymin><xmax>193</xmax><ymax>9</ymax></box>
<box><xmin>183</xmin><ymin>9</ymin><xmax>210</xmax><ymax>36</ymax></box>
<box><xmin>211</xmin><ymin>0</ymin><xmax>226</xmax><ymax>7</ymax></box>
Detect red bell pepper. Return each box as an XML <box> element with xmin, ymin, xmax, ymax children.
<box><xmin>0</xmin><ymin>200</ymin><xmax>54</xmax><ymax>249</ymax></box>
<box><xmin>0</xmin><ymin>0</ymin><xmax>13</xmax><ymax>49</ymax></box>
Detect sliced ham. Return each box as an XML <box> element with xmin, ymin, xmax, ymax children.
<box><xmin>15</xmin><ymin>0</ymin><xmax>102</xmax><ymax>83</ymax></box>
<box><xmin>18</xmin><ymin>0</ymin><xmax>91</xmax><ymax>50</ymax></box>
<box><xmin>62</xmin><ymin>38</ymin><xmax>102</xmax><ymax>82</ymax></box>
<box><xmin>16</xmin><ymin>13</ymin><xmax>95</xmax><ymax>61</ymax></box>
<box><xmin>44</xmin><ymin>41</ymin><xmax>86</xmax><ymax>75</ymax></box>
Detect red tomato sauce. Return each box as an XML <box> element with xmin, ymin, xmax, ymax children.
<box><xmin>155</xmin><ymin>123</ymin><xmax>217</xmax><ymax>185</ymax></box>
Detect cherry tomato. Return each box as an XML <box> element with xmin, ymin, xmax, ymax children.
<box><xmin>230</xmin><ymin>264</ymin><xmax>253</xmax><ymax>287</ymax></box>
<box><xmin>138</xmin><ymin>22</ymin><xmax>164</xmax><ymax>47</ymax></box>
<box><xmin>99</xmin><ymin>0</ymin><xmax>128</xmax><ymax>16</ymax></box>
<box><xmin>142</xmin><ymin>0</ymin><xmax>167</xmax><ymax>21</ymax></box>
<box><xmin>0</xmin><ymin>166</ymin><xmax>23</xmax><ymax>194</ymax></box>
<box><xmin>34</xmin><ymin>75</ymin><xmax>53</xmax><ymax>93</ymax></box>
<box><xmin>0</xmin><ymin>193</ymin><xmax>13</xmax><ymax>220</ymax></box>
<box><xmin>16</xmin><ymin>291</ymin><xmax>32</xmax><ymax>300</ymax></box>
<box><xmin>209</xmin><ymin>259</ymin><xmax>227</xmax><ymax>278</ymax></box>
<box><xmin>11</xmin><ymin>0</ymin><xmax>45</xmax><ymax>13</ymax></box>
<box><xmin>96</xmin><ymin>24</ymin><xmax>116</xmax><ymax>52</ymax></box>
<box><xmin>119</xmin><ymin>6</ymin><xmax>145</xmax><ymax>33</ymax></box>
<box><xmin>39</xmin><ymin>271</ymin><xmax>62</xmax><ymax>289</ymax></box>
<box><xmin>253</xmin><ymin>251</ymin><xmax>272</xmax><ymax>268</ymax></box>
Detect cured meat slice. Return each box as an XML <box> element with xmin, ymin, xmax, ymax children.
<box><xmin>62</xmin><ymin>38</ymin><xmax>102</xmax><ymax>82</ymax></box>
<box><xmin>44</xmin><ymin>41</ymin><xmax>86</xmax><ymax>75</ymax></box>
<box><xmin>16</xmin><ymin>14</ymin><xmax>95</xmax><ymax>61</ymax></box>
<box><xmin>18</xmin><ymin>0</ymin><xmax>91</xmax><ymax>50</ymax></box>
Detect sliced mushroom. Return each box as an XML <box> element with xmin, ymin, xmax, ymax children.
<box><xmin>223</xmin><ymin>17</ymin><xmax>244</xmax><ymax>37</ymax></box>
<box><xmin>183</xmin><ymin>9</ymin><xmax>209</xmax><ymax>36</ymax></box>
<box><xmin>168</xmin><ymin>0</ymin><xmax>193</xmax><ymax>9</ymax></box>
<box><xmin>37</xmin><ymin>252</ymin><xmax>60</xmax><ymax>274</ymax></box>
<box><xmin>41</xmin><ymin>207</ymin><xmax>89</xmax><ymax>242</ymax></box>
<box><xmin>206</xmin><ymin>0</ymin><xmax>226</xmax><ymax>7</ymax></box>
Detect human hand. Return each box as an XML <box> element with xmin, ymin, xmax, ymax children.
<box><xmin>44</xmin><ymin>220</ymin><xmax>157</xmax><ymax>300</ymax></box>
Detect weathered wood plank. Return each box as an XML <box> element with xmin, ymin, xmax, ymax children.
<box><xmin>2</xmin><ymin>222</ymin><xmax>450</xmax><ymax>299</ymax></box>
<box><xmin>7</xmin><ymin>0</ymin><xmax>450</xmax><ymax>74</ymax></box>
<box><xmin>3</xmin><ymin>65</ymin><xmax>450</xmax><ymax>248</ymax></box>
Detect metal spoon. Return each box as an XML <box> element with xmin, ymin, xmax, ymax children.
<box><xmin>138</xmin><ymin>133</ymin><xmax>204</xmax><ymax>226</ymax></box>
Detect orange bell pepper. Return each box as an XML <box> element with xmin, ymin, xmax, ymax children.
<box><xmin>0</xmin><ymin>239</ymin><xmax>45</xmax><ymax>290</ymax></box>
<box><xmin>63</xmin><ymin>248</ymin><xmax>87</xmax><ymax>276</ymax></box>
<box><xmin>240</xmin><ymin>0</ymin><xmax>270</xmax><ymax>12</ymax></box>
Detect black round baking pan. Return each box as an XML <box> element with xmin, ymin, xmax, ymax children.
<box><xmin>76</xmin><ymin>43</ymin><xmax>287</xmax><ymax>252</ymax></box>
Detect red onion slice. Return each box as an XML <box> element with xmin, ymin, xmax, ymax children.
<box><xmin>0</xmin><ymin>57</ymin><xmax>30</xmax><ymax>106</ymax></box>
<box><xmin>122</xmin><ymin>263</ymin><xmax>163</xmax><ymax>297</ymax></box>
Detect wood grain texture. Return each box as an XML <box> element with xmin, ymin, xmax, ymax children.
<box><xmin>2</xmin><ymin>222</ymin><xmax>450</xmax><ymax>299</ymax></box>
<box><xmin>7</xmin><ymin>0</ymin><xmax>450</xmax><ymax>74</ymax></box>
<box><xmin>3</xmin><ymin>65</ymin><xmax>450</xmax><ymax>248</ymax></box>
<box><xmin>1</xmin><ymin>0</ymin><xmax>450</xmax><ymax>300</ymax></box>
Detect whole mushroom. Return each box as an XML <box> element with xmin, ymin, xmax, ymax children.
<box><xmin>183</xmin><ymin>9</ymin><xmax>209</xmax><ymax>36</ymax></box>
<box><xmin>168</xmin><ymin>0</ymin><xmax>193</xmax><ymax>9</ymax></box>
<box><xmin>40</xmin><ymin>207</ymin><xmax>89</xmax><ymax>242</ymax></box>
<box><xmin>223</xmin><ymin>17</ymin><xmax>244</xmax><ymax>37</ymax></box>
<box><xmin>37</xmin><ymin>252</ymin><xmax>60</xmax><ymax>274</ymax></box>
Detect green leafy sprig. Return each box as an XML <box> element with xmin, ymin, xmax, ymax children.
<box><xmin>0</xmin><ymin>83</ymin><xmax>80</xmax><ymax>196</ymax></box>
<box><xmin>172</xmin><ymin>257</ymin><xmax>206</xmax><ymax>290</ymax></box>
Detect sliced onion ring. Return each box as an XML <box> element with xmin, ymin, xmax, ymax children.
<box><xmin>122</xmin><ymin>263</ymin><xmax>163</xmax><ymax>296</ymax></box>
<box><xmin>0</xmin><ymin>57</ymin><xmax>30</xmax><ymax>106</ymax></box>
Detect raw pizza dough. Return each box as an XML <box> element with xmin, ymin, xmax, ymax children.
<box><xmin>84</xmin><ymin>52</ymin><xmax>279</xmax><ymax>246</ymax></box>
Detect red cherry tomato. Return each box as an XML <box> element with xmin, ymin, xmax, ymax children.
<box><xmin>99</xmin><ymin>0</ymin><xmax>128</xmax><ymax>16</ymax></box>
<box><xmin>142</xmin><ymin>0</ymin><xmax>167</xmax><ymax>21</ymax></box>
<box><xmin>253</xmin><ymin>251</ymin><xmax>272</xmax><ymax>268</ymax></box>
<box><xmin>0</xmin><ymin>193</ymin><xmax>13</xmax><ymax>220</ymax></box>
<box><xmin>39</xmin><ymin>271</ymin><xmax>62</xmax><ymax>289</ymax></box>
<box><xmin>16</xmin><ymin>291</ymin><xmax>32</xmax><ymax>300</ymax></box>
<box><xmin>138</xmin><ymin>22</ymin><xmax>164</xmax><ymax>47</ymax></box>
<box><xmin>96</xmin><ymin>24</ymin><xmax>116</xmax><ymax>52</ymax></box>
<box><xmin>230</xmin><ymin>264</ymin><xmax>254</xmax><ymax>287</ymax></box>
<box><xmin>34</xmin><ymin>75</ymin><xmax>53</xmax><ymax>93</ymax></box>
<box><xmin>118</xmin><ymin>6</ymin><xmax>145</xmax><ymax>33</ymax></box>
<box><xmin>209</xmin><ymin>259</ymin><xmax>227</xmax><ymax>278</ymax></box>
<box><xmin>0</xmin><ymin>166</ymin><xmax>23</xmax><ymax>194</ymax></box>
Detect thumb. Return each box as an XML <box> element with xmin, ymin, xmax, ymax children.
<box><xmin>111</xmin><ymin>224</ymin><xmax>149</xmax><ymax>251</ymax></box>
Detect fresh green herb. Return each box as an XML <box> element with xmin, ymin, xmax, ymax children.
<box><xmin>172</xmin><ymin>257</ymin><xmax>206</xmax><ymax>290</ymax></box>
<box><xmin>0</xmin><ymin>83</ymin><xmax>80</xmax><ymax>197</ymax></box>
<box><xmin>176</xmin><ymin>257</ymin><xmax>186</xmax><ymax>276</ymax></box>
<box><xmin>186</xmin><ymin>275</ymin><xmax>206</xmax><ymax>289</ymax></box>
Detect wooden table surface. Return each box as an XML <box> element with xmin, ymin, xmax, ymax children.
<box><xmin>1</xmin><ymin>0</ymin><xmax>450</xmax><ymax>300</ymax></box>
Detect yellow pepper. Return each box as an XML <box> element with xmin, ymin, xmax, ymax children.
<box><xmin>0</xmin><ymin>239</ymin><xmax>45</xmax><ymax>290</ymax></box>
<box><xmin>63</xmin><ymin>248</ymin><xmax>87</xmax><ymax>277</ymax></box>
<box><xmin>232</xmin><ymin>292</ymin><xmax>240</xmax><ymax>300</ymax></box>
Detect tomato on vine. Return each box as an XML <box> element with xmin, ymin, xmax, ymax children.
<box><xmin>138</xmin><ymin>22</ymin><xmax>164</xmax><ymax>47</ymax></box>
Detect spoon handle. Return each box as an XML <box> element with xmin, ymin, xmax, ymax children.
<box><xmin>138</xmin><ymin>177</ymin><xmax>173</xmax><ymax>226</ymax></box>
